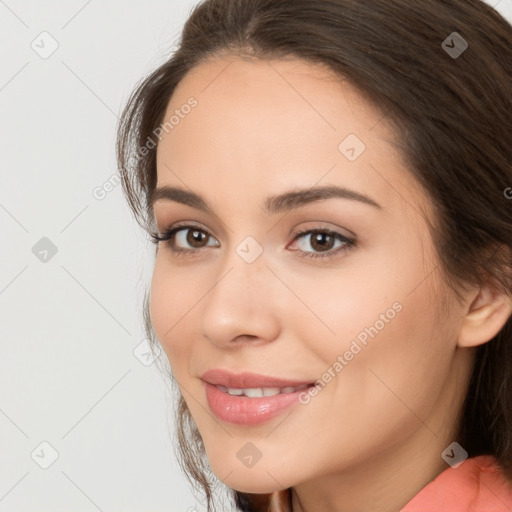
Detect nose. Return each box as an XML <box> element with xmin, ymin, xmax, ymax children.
<box><xmin>200</xmin><ymin>248</ymin><xmax>281</xmax><ymax>349</ymax></box>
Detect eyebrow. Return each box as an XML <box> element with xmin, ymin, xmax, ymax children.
<box><xmin>148</xmin><ymin>184</ymin><xmax>382</xmax><ymax>214</ymax></box>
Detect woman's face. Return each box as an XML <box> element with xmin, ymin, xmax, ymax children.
<box><xmin>150</xmin><ymin>56</ymin><xmax>472</xmax><ymax>494</ymax></box>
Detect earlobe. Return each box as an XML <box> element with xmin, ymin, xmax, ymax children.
<box><xmin>457</xmin><ymin>284</ymin><xmax>512</xmax><ymax>348</ymax></box>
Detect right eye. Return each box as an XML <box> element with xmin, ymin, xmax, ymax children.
<box><xmin>150</xmin><ymin>225</ymin><xmax>220</xmax><ymax>255</ymax></box>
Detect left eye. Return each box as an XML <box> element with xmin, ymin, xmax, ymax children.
<box><xmin>289</xmin><ymin>229</ymin><xmax>355</xmax><ymax>259</ymax></box>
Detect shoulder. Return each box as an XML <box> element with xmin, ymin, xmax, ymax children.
<box><xmin>401</xmin><ymin>455</ymin><xmax>512</xmax><ymax>512</ymax></box>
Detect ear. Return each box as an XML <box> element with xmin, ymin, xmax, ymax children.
<box><xmin>457</xmin><ymin>279</ymin><xmax>512</xmax><ymax>348</ymax></box>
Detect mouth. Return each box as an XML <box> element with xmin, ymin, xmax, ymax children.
<box><xmin>216</xmin><ymin>383</ymin><xmax>311</xmax><ymax>397</ymax></box>
<box><xmin>200</xmin><ymin>369</ymin><xmax>316</xmax><ymax>425</ymax></box>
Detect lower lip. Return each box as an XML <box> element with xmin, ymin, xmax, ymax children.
<box><xmin>204</xmin><ymin>382</ymin><xmax>308</xmax><ymax>425</ymax></box>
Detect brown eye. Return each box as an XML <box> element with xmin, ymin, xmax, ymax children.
<box><xmin>289</xmin><ymin>228</ymin><xmax>356</xmax><ymax>261</ymax></box>
<box><xmin>150</xmin><ymin>225</ymin><xmax>220</xmax><ymax>253</ymax></box>
<box><xmin>309</xmin><ymin>231</ymin><xmax>336</xmax><ymax>252</ymax></box>
<box><xmin>186</xmin><ymin>229</ymin><xmax>209</xmax><ymax>248</ymax></box>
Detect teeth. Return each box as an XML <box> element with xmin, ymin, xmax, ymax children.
<box><xmin>217</xmin><ymin>384</ymin><xmax>309</xmax><ymax>397</ymax></box>
<box><xmin>262</xmin><ymin>387</ymin><xmax>281</xmax><ymax>396</ymax></box>
<box><xmin>244</xmin><ymin>388</ymin><xmax>263</xmax><ymax>398</ymax></box>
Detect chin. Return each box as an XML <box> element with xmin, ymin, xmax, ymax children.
<box><xmin>208</xmin><ymin>459</ymin><xmax>290</xmax><ymax>494</ymax></box>
<box><xmin>223</xmin><ymin>477</ymin><xmax>285</xmax><ymax>494</ymax></box>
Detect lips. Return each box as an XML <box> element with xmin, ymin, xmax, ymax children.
<box><xmin>200</xmin><ymin>369</ymin><xmax>315</xmax><ymax>425</ymax></box>
<box><xmin>200</xmin><ymin>369</ymin><xmax>313</xmax><ymax>389</ymax></box>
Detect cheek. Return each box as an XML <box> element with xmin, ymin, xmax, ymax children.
<box><xmin>300</xmin><ymin>238</ymin><xmax>452</xmax><ymax>408</ymax></box>
<box><xmin>287</xmin><ymin>283</ymin><xmax>453</xmax><ymax>476</ymax></box>
<box><xmin>149</xmin><ymin>257</ymin><xmax>198</xmax><ymax>369</ymax></box>
<box><xmin>284</xmin><ymin>251</ymin><xmax>423</xmax><ymax>364</ymax></box>
<box><xmin>324</xmin><ymin>277</ymin><xmax>452</xmax><ymax>433</ymax></box>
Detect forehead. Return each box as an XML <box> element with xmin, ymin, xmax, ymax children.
<box><xmin>158</xmin><ymin>56</ymin><xmax>390</xmax><ymax>157</ymax></box>
<box><xmin>154</xmin><ymin>56</ymin><xmax>426</xmax><ymax>218</ymax></box>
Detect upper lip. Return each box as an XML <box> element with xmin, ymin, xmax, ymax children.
<box><xmin>200</xmin><ymin>369</ymin><xmax>314</xmax><ymax>389</ymax></box>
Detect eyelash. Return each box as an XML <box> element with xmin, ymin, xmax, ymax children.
<box><xmin>149</xmin><ymin>224</ymin><xmax>356</xmax><ymax>261</ymax></box>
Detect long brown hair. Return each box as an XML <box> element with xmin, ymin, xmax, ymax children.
<box><xmin>116</xmin><ymin>1</ymin><xmax>512</xmax><ymax>510</ymax></box>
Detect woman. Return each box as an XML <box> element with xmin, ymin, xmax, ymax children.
<box><xmin>116</xmin><ymin>0</ymin><xmax>512</xmax><ymax>510</ymax></box>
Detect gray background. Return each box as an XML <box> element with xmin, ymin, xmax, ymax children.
<box><xmin>1</xmin><ymin>0</ymin><xmax>511</xmax><ymax>511</ymax></box>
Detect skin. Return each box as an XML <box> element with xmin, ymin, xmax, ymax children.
<box><xmin>149</xmin><ymin>56</ymin><xmax>512</xmax><ymax>512</ymax></box>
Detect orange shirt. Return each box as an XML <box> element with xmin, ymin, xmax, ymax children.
<box><xmin>401</xmin><ymin>455</ymin><xmax>512</xmax><ymax>511</ymax></box>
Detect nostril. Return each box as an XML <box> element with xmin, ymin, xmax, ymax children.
<box><xmin>234</xmin><ymin>334</ymin><xmax>259</xmax><ymax>342</ymax></box>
